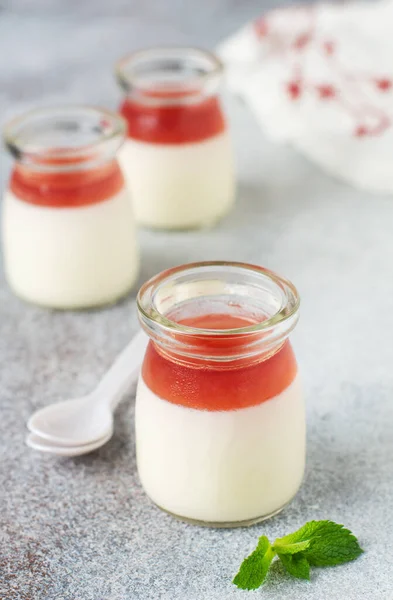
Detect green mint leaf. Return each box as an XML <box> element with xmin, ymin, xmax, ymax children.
<box><xmin>232</xmin><ymin>520</ymin><xmax>363</xmax><ymax>591</ymax></box>
<box><xmin>233</xmin><ymin>536</ymin><xmax>276</xmax><ymax>590</ymax></box>
<box><xmin>278</xmin><ymin>552</ymin><xmax>310</xmax><ymax>580</ymax></box>
<box><xmin>304</xmin><ymin>521</ymin><xmax>363</xmax><ymax>567</ymax></box>
<box><xmin>272</xmin><ymin>539</ymin><xmax>311</xmax><ymax>555</ymax></box>
<box><xmin>274</xmin><ymin>520</ymin><xmax>363</xmax><ymax>567</ymax></box>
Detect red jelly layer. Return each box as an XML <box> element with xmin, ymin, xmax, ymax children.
<box><xmin>142</xmin><ymin>314</ymin><xmax>298</xmax><ymax>411</ymax></box>
<box><xmin>10</xmin><ymin>160</ymin><xmax>124</xmax><ymax>208</ymax></box>
<box><xmin>119</xmin><ymin>96</ymin><xmax>226</xmax><ymax>144</ymax></box>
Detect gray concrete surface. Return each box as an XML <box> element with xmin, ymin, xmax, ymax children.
<box><xmin>0</xmin><ymin>1</ymin><xmax>392</xmax><ymax>599</ymax></box>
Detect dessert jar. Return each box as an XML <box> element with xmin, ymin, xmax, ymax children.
<box><xmin>2</xmin><ymin>106</ymin><xmax>139</xmax><ymax>309</ymax></box>
<box><xmin>115</xmin><ymin>47</ymin><xmax>235</xmax><ymax>230</ymax></box>
<box><xmin>135</xmin><ymin>261</ymin><xmax>305</xmax><ymax>526</ymax></box>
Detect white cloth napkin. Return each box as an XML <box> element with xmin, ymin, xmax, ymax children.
<box><xmin>218</xmin><ymin>0</ymin><xmax>393</xmax><ymax>193</ymax></box>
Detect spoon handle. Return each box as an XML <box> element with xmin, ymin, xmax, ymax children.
<box><xmin>94</xmin><ymin>329</ymin><xmax>149</xmax><ymax>410</ymax></box>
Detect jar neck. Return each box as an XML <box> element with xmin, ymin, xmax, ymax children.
<box><xmin>145</xmin><ymin>325</ymin><xmax>291</xmax><ymax>370</ymax></box>
<box><xmin>137</xmin><ymin>262</ymin><xmax>300</xmax><ymax>368</ymax></box>
<box><xmin>3</xmin><ymin>105</ymin><xmax>126</xmax><ymax>173</ymax></box>
<box><xmin>116</xmin><ymin>47</ymin><xmax>224</xmax><ymax>107</ymax></box>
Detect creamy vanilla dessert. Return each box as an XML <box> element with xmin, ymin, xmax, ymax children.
<box><xmin>116</xmin><ymin>48</ymin><xmax>236</xmax><ymax>229</ymax></box>
<box><xmin>118</xmin><ymin>131</ymin><xmax>234</xmax><ymax>229</ymax></box>
<box><xmin>136</xmin><ymin>263</ymin><xmax>305</xmax><ymax>528</ymax></box>
<box><xmin>2</xmin><ymin>106</ymin><xmax>139</xmax><ymax>309</ymax></box>
<box><xmin>3</xmin><ymin>187</ymin><xmax>139</xmax><ymax>309</ymax></box>
<box><xmin>136</xmin><ymin>368</ymin><xmax>305</xmax><ymax>524</ymax></box>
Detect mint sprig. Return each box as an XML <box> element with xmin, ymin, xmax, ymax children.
<box><xmin>233</xmin><ymin>520</ymin><xmax>363</xmax><ymax>590</ymax></box>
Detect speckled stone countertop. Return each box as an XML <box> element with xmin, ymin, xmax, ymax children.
<box><xmin>1</xmin><ymin>1</ymin><xmax>392</xmax><ymax>599</ymax></box>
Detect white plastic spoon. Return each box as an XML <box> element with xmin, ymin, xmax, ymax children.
<box><xmin>27</xmin><ymin>330</ymin><xmax>148</xmax><ymax>446</ymax></box>
<box><xmin>26</xmin><ymin>431</ymin><xmax>113</xmax><ymax>456</ymax></box>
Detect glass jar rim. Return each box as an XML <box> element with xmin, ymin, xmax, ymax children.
<box><xmin>3</xmin><ymin>105</ymin><xmax>127</xmax><ymax>171</ymax></box>
<box><xmin>115</xmin><ymin>46</ymin><xmax>224</xmax><ymax>105</ymax></box>
<box><xmin>137</xmin><ymin>261</ymin><xmax>300</xmax><ymax>337</ymax></box>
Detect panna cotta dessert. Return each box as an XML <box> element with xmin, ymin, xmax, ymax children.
<box><xmin>116</xmin><ymin>47</ymin><xmax>235</xmax><ymax>229</ymax></box>
<box><xmin>136</xmin><ymin>262</ymin><xmax>305</xmax><ymax>526</ymax></box>
<box><xmin>2</xmin><ymin>106</ymin><xmax>139</xmax><ymax>309</ymax></box>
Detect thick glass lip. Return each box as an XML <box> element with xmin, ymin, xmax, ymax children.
<box><xmin>115</xmin><ymin>46</ymin><xmax>224</xmax><ymax>105</ymax></box>
<box><xmin>3</xmin><ymin>105</ymin><xmax>127</xmax><ymax>171</ymax></box>
<box><xmin>137</xmin><ymin>261</ymin><xmax>300</xmax><ymax>337</ymax></box>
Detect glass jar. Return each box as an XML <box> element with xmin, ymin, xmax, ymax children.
<box><xmin>136</xmin><ymin>261</ymin><xmax>305</xmax><ymax>527</ymax></box>
<box><xmin>115</xmin><ymin>47</ymin><xmax>235</xmax><ymax>230</ymax></box>
<box><xmin>2</xmin><ymin>106</ymin><xmax>139</xmax><ymax>309</ymax></box>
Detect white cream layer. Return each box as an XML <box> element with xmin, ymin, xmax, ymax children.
<box><xmin>118</xmin><ymin>131</ymin><xmax>235</xmax><ymax>229</ymax></box>
<box><xmin>135</xmin><ymin>375</ymin><xmax>305</xmax><ymax>524</ymax></box>
<box><xmin>2</xmin><ymin>188</ymin><xmax>139</xmax><ymax>308</ymax></box>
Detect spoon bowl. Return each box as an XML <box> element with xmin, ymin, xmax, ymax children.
<box><xmin>26</xmin><ymin>430</ymin><xmax>113</xmax><ymax>456</ymax></box>
<box><xmin>27</xmin><ymin>395</ymin><xmax>113</xmax><ymax>446</ymax></box>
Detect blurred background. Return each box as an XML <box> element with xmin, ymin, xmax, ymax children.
<box><xmin>1</xmin><ymin>0</ymin><xmax>321</xmax><ymax>295</ymax></box>
<box><xmin>0</xmin><ymin>0</ymin><xmax>309</xmax><ymax>180</ymax></box>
